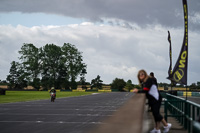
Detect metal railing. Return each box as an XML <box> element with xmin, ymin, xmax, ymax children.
<box><xmin>164</xmin><ymin>93</ymin><xmax>200</xmax><ymax>133</ymax></box>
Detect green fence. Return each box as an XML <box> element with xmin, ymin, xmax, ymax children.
<box><xmin>164</xmin><ymin>93</ymin><xmax>200</xmax><ymax>133</ymax></box>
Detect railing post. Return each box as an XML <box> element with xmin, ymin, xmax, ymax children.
<box><xmin>184</xmin><ymin>100</ymin><xmax>188</xmax><ymax>130</ymax></box>
<box><xmin>181</xmin><ymin>100</ymin><xmax>184</xmax><ymax>125</ymax></box>
<box><xmin>164</xmin><ymin>98</ymin><xmax>168</xmax><ymax>122</ymax></box>
<box><xmin>188</xmin><ymin>103</ymin><xmax>191</xmax><ymax>133</ymax></box>
<box><xmin>192</xmin><ymin>106</ymin><xmax>195</xmax><ymax>133</ymax></box>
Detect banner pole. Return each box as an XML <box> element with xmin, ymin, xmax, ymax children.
<box><xmin>186</xmin><ymin>85</ymin><xmax>188</xmax><ymax>100</ymax></box>
<box><xmin>171</xmin><ymin>81</ymin><xmax>172</xmax><ymax>92</ymax></box>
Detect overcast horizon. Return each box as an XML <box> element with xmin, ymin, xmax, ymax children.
<box><xmin>0</xmin><ymin>0</ymin><xmax>200</xmax><ymax>85</ymax></box>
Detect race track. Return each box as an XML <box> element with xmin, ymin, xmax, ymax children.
<box><xmin>0</xmin><ymin>92</ymin><xmax>134</xmax><ymax>133</ymax></box>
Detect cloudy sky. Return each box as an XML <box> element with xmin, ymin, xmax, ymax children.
<box><xmin>0</xmin><ymin>0</ymin><xmax>200</xmax><ymax>85</ymax></box>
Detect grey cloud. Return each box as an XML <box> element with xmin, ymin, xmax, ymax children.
<box><xmin>0</xmin><ymin>0</ymin><xmax>199</xmax><ymax>29</ymax></box>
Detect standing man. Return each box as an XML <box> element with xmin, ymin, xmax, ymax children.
<box><xmin>150</xmin><ymin>72</ymin><xmax>157</xmax><ymax>85</ymax></box>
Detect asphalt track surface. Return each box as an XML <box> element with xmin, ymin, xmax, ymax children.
<box><xmin>184</xmin><ymin>97</ymin><xmax>200</xmax><ymax>105</ymax></box>
<box><xmin>0</xmin><ymin>92</ymin><xmax>134</xmax><ymax>133</ymax></box>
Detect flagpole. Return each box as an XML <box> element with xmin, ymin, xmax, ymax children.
<box><xmin>170</xmin><ymin>81</ymin><xmax>172</xmax><ymax>94</ymax></box>
<box><xmin>186</xmin><ymin>85</ymin><xmax>188</xmax><ymax>100</ymax></box>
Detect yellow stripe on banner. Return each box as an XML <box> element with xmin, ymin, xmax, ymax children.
<box><xmin>72</xmin><ymin>90</ymin><xmax>85</xmax><ymax>92</ymax></box>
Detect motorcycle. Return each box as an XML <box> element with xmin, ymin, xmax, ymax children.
<box><xmin>50</xmin><ymin>92</ymin><xmax>56</xmax><ymax>102</ymax></box>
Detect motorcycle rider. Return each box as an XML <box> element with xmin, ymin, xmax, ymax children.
<box><xmin>50</xmin><ymin>87</ymin><xmax>56</xmax><ymax>102</ymax></box>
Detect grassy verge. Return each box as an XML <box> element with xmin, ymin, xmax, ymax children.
<box><xmin>0</xmin><ymin>91</ymin><xmax>95</xmax><ymax>104</ymax></box>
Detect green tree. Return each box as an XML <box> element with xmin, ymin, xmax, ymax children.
<box><xmin>80</xmin><ymin>68</ymin><xmax>87</xmax><ymax>89</ymax></box>
<box><xmin>111</xmin><ymin>78</ymin><xmax>126</xmax><ymax>91</ymax></box>
<box><xmin>7</xmin><ymin>43</ymin><xmax>86</xmax><ymax>90</ymax></box>
<box><xmin>62</xmin><ymin>43</ymin><xmax>86</xmax><ymax>89</ymax></box>
<box><xmin>91</xmin><ymin>75</ymin><xmax>103</xmax><ymax>90</ymax></box>
<box><xmin>40</xmin><ymin>44</ymin><xmax>63</xmax><ymax>89</ymax></box>
<box><xmin>39</xmin><ymin>43</ymin><xmax>86</xmax><ymax>90</ymax></box>
<box><xmin>189</xmin><ymin>83</ymin><xmax>197</xmax><ymax>90</ymax></box>
<box><xmin>18</xmin><ymin>43</ymin><xmax>41</xmax><ymax>89</ymax></box>
<box><xmin>7</xmin><ymin>61</ymin><xmax>18</xmax><ymax>89</ymax></box>
<box><xmin>125</xmin><ymin>79</ymin><xmax>134</xmax><ymax>91</ymax></box>
<box><xmin>7</xmin><ymin>61</ymin><xmax>27</xmax><ymax>89</ymax></box>
<box><xmin>196</xmin><ymin>82</ymin><xmax>200</xmax><ymax>89</ymax></box>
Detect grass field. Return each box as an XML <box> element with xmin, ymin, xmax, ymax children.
<box><xmin>0</xmin><ymin>91</ymin><xmax>95</xmax><ymax>104</ymax></box>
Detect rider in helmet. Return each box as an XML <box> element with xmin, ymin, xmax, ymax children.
<box><xmin>50</xmin><ymin>87</ymin><xmax>56</xmax><ymax>97</ymax></box>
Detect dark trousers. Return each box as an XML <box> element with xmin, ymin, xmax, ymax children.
<box><xmin>149</xmin><ymin>98</ymin><xmax>163</xmax><ymax>122</ymax></box>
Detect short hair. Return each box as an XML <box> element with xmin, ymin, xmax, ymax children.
<box><xmin>150</xmin><ymin>72</ymin><xmax>154</xmax><ymax>77</ymax></box>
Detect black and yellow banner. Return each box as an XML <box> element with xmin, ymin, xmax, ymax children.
<box><xmin>168</xmin><ymin>31</ymin><xmax>172</xmax><ymax>77</ymax></box>
<box><xmin>167</xmin><ymin>0</ymin><xmax>188</xmax><ymax>85</ymax></box>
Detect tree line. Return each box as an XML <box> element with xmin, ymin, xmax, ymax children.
<box><xmin>4</xmin><ymin>43</ymin><xmax>200</xmax><ymax>91</ymax></box>
<box><xmin>5</xmin><ymin>43</ymin><xmax>138</xmax><ymax>91</ymax></box>
<box><xmin>90</xmin><ymin>75</ymin><xmax>140</xmax><ymax>91</ymax></box>
<box><xmin>6</xmin><ymin>43</ymin><xmax>86</xmax><ymax>90</ymax></box>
